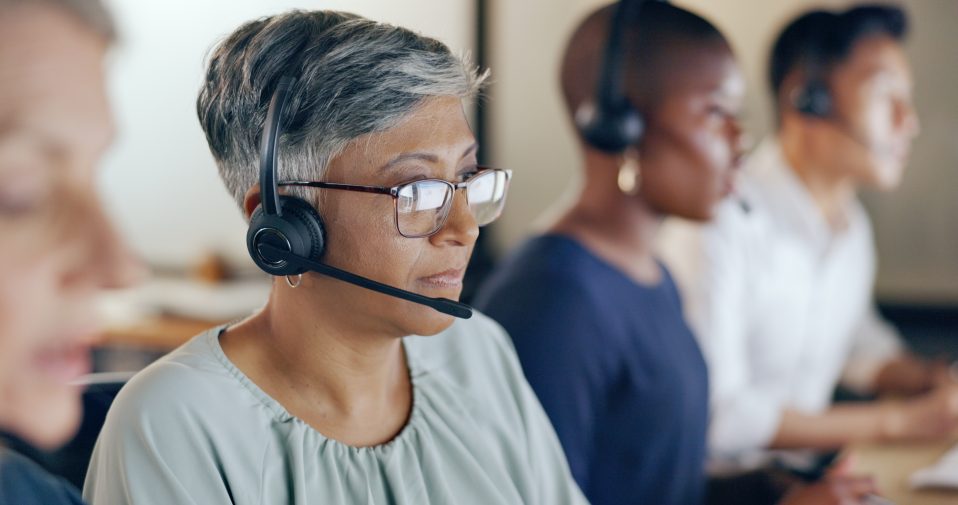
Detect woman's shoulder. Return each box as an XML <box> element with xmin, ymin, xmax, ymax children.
<box><xmin>86</xmin><ymin>326</ymin><xmax>280</xmax><ymax>505</ymax></box>
<box><xmin>118</xmin><ymin>327</ymin><xmax>231</xmax><ymax>399</ymax></box>
<box><xmin>488</xmin><ymin>234</ymin><xmax>602</xmax><ymax>283</ymax></box>
<box><xmin>103</xmin><ymin>325</ymin><xmax>267</xmax><ymax>437</ymax></box>
<box><xmin>475</xmin><ymin>234</ymin><xmax>609</xmax><ymax>313</ymax></box>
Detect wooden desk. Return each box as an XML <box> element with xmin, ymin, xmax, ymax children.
<box><xmin>102</xmin><ymin>315</ymin><xmax>226</xmax><ymax>351</ymax></box>
<box><xmin>849</xmin><ymin>437</ymin><xmax>958</xmax><ymax>505</ymax></box>
<box><xmin>96</xmin><ymin>276</ymin><xmax>268</xmax><ymax>351</ymax></box>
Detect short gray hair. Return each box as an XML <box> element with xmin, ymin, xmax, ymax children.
<box><xmin>0</xmin><ymin>0</ymin><xmax>115</xmax><ymax>42</ymax></box>
<box><xmin>197</xmin><ymin>10</ymin><xmax>488</xmax><ymax>211</ymax></box>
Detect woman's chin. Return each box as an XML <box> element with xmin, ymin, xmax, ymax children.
<box><xmin>392</xmin><ymin>302</ymin><xmax>458</xmax><ymax>337</ymax></box>
<box><xmin>3</xmin><ymin>384</ymin><xmax>83</xmax><ymax>450</ymax></box>
<box><xmin>412</xmin><ymin>311</ymin><xmax>457</xmax><ymax>337</ymax></box>
<box><xmin>670</xmin><ymin>205</ymin><xmax>714</xmax><ymax>223</ymax></box>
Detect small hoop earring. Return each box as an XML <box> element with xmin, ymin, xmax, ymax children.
<box><xmin>617</xmin><ymin>149</ymin><xmax>641</xmax><ymax>196</ymax></box>
<box><xmin>286</xmin><ymin>274</ymin><xmax>302</xmax><ymax>288</ymax></box>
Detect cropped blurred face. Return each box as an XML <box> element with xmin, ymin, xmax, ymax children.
<box><xmin>0</xmin><ymin>5</ymin><xmax>140</xmax><ymax>448</ymax></box>
<box><xmin>634</xmin><ymin>42</ymin><xmax>746</xmax><ymax>221</ymax></box>
<box><xmin>275</xmin><ymin>96</ymin><xmax>484</xmax><ymax>338</ymax></box>
<box><xmin>811</xmin><ymin>35</ymin><xmax>919</xmax><ymax>190</ymax></box>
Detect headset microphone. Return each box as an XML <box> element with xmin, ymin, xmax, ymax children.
<box><xmin>246</xmin><ymin>76</ymin><xmax>473</xmax><ymax>320</ymax></box>
<box><xmin>257</xmin><ymin>244</ymin><xmax>473</xmax><ymax>319</ymax></box>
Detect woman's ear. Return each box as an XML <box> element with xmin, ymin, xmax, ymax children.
<box><xmin>243</xmin><ymin>184</ymin><xmax>262</xmax><ymax>220</ymax></box>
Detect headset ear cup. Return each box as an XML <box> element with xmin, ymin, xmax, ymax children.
<box><xmin>246</xmin><ymin>206</ymin><xmax>278</xmax><ymax>273</ymax></box>
<box><xmin>279</xmin><ymin>196</ymin><xmax>326</xmax><ymax>259</ymax></box>
<box><xmin>794</xmin><ymin>81</ymin><xmax>832</xmax><ymax>118</ymax></box>
<box><xmin>246</xmin><ymin>196</ymin><xmax>326</xmax><ymax>276</ymax></box>
<box><xmin>575</xmin><ymin>100</ymin><xmax>645</xmax><ymax>153</ymax></box>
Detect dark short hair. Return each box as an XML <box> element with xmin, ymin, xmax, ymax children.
<box><xmin>560</xmin><ymin>1</ymin><xmax>728</xmax><ymax>120</ymax></box>
<box><xmin>769</xmin><ymin>4</ymin><xmax>907</xmax><ymax>103</ymax></box>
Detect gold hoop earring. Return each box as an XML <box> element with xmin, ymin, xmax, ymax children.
<box><xmin>617</xmin><ymin>150</ymin><xmax>641</xmax><ymax>196</ymax></box>
<box><xmin>286</xmin><ymin>274</ymin><xmax>302</xmax><ymax>288</ymax></box>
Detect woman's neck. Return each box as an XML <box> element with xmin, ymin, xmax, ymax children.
<box><xmin>550</xmin><ymin>153</ymin><xmax>663</xmax><ymax>285</ymax></box>
<box><xmin>221</xmin><ymin>281</ymin><xmax>412</xmax><ymax>446</ymax></box>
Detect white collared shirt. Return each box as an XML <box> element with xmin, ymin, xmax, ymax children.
<box><xmin>659</xmin><ymin>137</ymin><xmax>903</xmax><ymax>467</ymax></box>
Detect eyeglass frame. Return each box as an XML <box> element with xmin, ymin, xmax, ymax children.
<box><xmin>277</xmin><ymin>167</ymin><xmax>512</xmax><ymax>238</ymax></box>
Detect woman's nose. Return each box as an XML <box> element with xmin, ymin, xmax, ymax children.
<box><xmin>431</xmin><ymin>189</ymin><xmax>479</xmax><ymax>247</ymax></box>
<box><xmin>60</xmin><ymin>191</ymin><xmax>147</xmax><ymax>292</ymax></box>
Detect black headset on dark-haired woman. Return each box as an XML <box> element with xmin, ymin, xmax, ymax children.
<box><xmin>575</xmin><ymin>0</ymin><xmax>666</xmax><ymax>153</ymax></box>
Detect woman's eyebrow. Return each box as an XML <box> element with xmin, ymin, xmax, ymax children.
<box><xmin>460</xmin><ymin>142</ymin><xmax>478</xmax><ymax>159</ymax></box>
<box><xmin>380</xmin><ymin>142</ymin><xmax>479</xmax><ymax>171</ymax></box>
<box><xmin>380</xmin><ymin>152</ymin><xmax>438</xmax><ymax>171</ymax></box>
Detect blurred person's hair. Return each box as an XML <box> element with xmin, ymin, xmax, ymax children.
<box><xmin>769</xmin><ymin>3</ymin><xmax>908</xmax><ymax>117</ymax></box>
<box><xmin>0</xmin><ymin>0</ymin><xmax>115</xmax><ymax>42</ymax></box>
<box><xmin>196</xmin><ymin>10</ymin><xmax>488</xmax><ymax>211</ymax></box>
<box><xmin>560</xmin><ymin>1</ymin><xmax>727</xmax><ymax>123</ymax></box>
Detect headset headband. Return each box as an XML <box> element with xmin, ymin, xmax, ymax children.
<box><xmin>258</xmin><ymin>76</ymin><xmax>297</xmax><ymax>217</ymax></box>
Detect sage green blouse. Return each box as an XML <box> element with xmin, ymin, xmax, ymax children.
<box><xmin>83</xmin><ymin>313</ymin><xmax>587</xmax><ymax>505</ymax></box>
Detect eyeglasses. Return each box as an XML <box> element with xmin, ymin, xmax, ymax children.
<box><xmin>278</xmin><ymin>167</ymin><xmax>512</xmax><ymax>238</ymax></box>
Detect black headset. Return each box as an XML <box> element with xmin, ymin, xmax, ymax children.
<box><xmin>575</xmin><ymin>0</ymin><xmax>664</xmax><ymax>153</ymax></box>
<box><xmin>245</xmin><ymin>75</ymin><xmax>473</xmax><ymax>319</ymax></box>
<box><xmin>789</xmin><ymin>11</ymin><xmax>843</xmax><ymax>119</ymax></box>
<box><xmin>246</xmin><ymin>76</ymin><xmax>326</xmax><ymax>276</ymax></box>
<box><xmin>789</xmin><ymin>26</ymin><xmax>885</xmax><ymax>155</ymax></box>
<box><xmin>793</xmin><ymin>79</ymin><xmax>833</xmax><ymax>118</ymax></box>
<box><xmin>791</xmin><ymin>43</ymin><xmax>834</xmax><ymax>118</ymax></box>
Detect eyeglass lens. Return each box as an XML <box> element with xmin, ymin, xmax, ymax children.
<box><xmin>395</xmin><ymin>170</ymin><xmax>509</xmax><ymax>237</ymax></box>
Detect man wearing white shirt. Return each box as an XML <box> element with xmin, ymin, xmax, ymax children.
<box><xmin>660</xmin><ymin>4</ymin><xmax>958</xmax><ymax>472</ymax></box>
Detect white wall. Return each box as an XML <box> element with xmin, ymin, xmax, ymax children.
<box><xmin>99</xmin><ymin>0</ymin><xmax>475</xmax><ymax>271</ymax></box>
<box><xmin>487</xmin><ymin>0</ymin><xmax>958</xmax><ymax>303</ymax></box>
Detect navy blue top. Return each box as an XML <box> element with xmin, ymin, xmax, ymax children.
<box><xmin>0</xmin><ymin>449</ymin><xmax>84</xmax><ymax>505</ymax></box>
<box><xmin>475</xmin><ymin>235</ymin><xmax>709</xmax><ymax>505</ymax></box>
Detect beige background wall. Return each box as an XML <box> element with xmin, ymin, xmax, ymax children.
<box><xmin>487</xmin><ymin>0</ymin><xmax>958</xmax><ymax>303</ymax></box>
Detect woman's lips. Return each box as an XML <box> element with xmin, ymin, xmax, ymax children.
<box><xmin>418</xmin><ymin>267</ymin><xmax>466</xmax><ymax>289</ymax></box>
<box><xmin>33</xmin><ymin>343</ymin><xmax>91</xmax><ymax>383</ymax></box>
<box><xmin>32</xmin><ymin>326</ymin><xmax>100</xmax><ymax>383</ymax></box>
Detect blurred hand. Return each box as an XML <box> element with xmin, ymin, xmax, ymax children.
<box><xmin>875</xmin><ymin>355</ymin><xmax>954</xmax><ymax>396</ymax></box>
<box><xmin>882</xmin><ymin>383</ymin><xmax>958</xmax><ymax>442</ymax></box>
<box><xmin>932</xmin><ymin>359</ymin><xmax>958</xmax><ymax>388</ymax></box>
<box><xmin>778</xmin><ymin>477</ymin><xmax>878</xmax><ymax>505</ymax></box>
<box><xmin>779</xmin><ymin>457</ymin><xmax>878</xmax><ymax>505</ymax></box>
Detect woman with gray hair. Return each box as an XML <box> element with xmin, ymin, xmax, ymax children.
<box><xmin>84</xmin><ymin>10</ymin><xmax>586</xmax><ymax>505</ymax></box>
